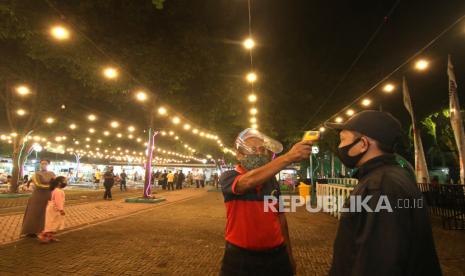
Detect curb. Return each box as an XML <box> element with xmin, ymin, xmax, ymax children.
<box><xmin>125</xmin><ymin>197</ymin><xmax>166</xmax><ymax>204</ymax></box>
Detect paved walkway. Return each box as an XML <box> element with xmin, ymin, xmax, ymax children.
<box><xmin>0</xmin><ymin>190</ymin><xmax>463</xmax><ymax>275</ymax></box>
<box><xmin>0</xmin><ymin>188</ymin><xmax>204</xmax><ymax>245</ymax></box>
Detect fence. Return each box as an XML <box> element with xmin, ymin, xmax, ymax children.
<box><xmin>316</xmin><ymin>179</ymin><xmax>465</xmax><ymax>230</ymax></box>
<box><xmin>316</xmin><ymin>181</ymin><xmax>354</xmax><ymax>219</ymax></box>
<box><xmin>418</xmin><ymin>183</ymin><xmax>465</xmax><ymax>230</ymax></box>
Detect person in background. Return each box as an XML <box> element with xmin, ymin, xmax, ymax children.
<box><xmin>194</xmin><ymin>171</ymin><xmax>201</xmax><ymax>188</ymax></box>
<box><xmin>325</xmin><ymin>110</ymin><xmax>441</xmax><ymax>276</ymax></box>
<box><xmin>186</xmin><ymin>171</ymin><xmax>194</xmax><ymax>187</ymax></box>
<box><xmin>38</xmin><ymin>176</ymin><xmax>67</xmax><ymax>243</ymax></box>
<box><xmin>219</xmin><ymin>128</ymin><xmax>312</xmax><ymax>275</ymax></box>
<box><xmin>103</xmin><ymin>167</ymin><xmax>115</xmax><ymax>200</ymax></box>
<box><xmin>21</xmin><ymin>159</ymin><xmax>56</xmax><ymax>237</ymax></box>
<box><xmin>160</xmin><ymin>170</ymin><xmax>168</xmax><ymax>190</ymax></box>
<box><xmin>213</xmin><ymin>173</ymin><xmax>219</xmax><ymax>189</ymax></box>
<box><xmin>94</xmin><ymin>169</ymin><xmax>101</xmax><ymax>189</ymax></box>
<box><xmin>173</xmin><ymin>170</ymin><xmax>179</xmax><ymax>190</ymax></box>
<box><xmin>200</xmin><ymin>172</ymin><xmax>206</xmax><ymax>188</ymax></box>
<box><xmin>120</xmin><ymin>170</ymin><xmax>128</xmax><ymax>192</ymax></box>
<box><xmin>167</xmin><ymin>171</ymin><xmax>175</xmax><ymax>191</ymax></box>
<box><xmin>176</xmin><ymin>170</ymin><xmax>185</xmax><ymax>190</ymax></box>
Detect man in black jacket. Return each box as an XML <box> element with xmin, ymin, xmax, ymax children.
<box><xmin>325</xmin><ymin>110</ymin><xmax>441</xmax><ymax>276</ymax></box>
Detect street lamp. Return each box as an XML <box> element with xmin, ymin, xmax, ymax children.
<box><xmin>319</xmin><ymin>127</ymin><xmax>326</xmax><ymax>132</ymax></box>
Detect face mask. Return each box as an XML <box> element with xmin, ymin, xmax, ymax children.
<box><xmin>240</xmin><ymin>154</ymin><xmax>271</xmax><ymax>171</ymax></box>
<box><xmin>337</xmin><ymin>138</ymin><xmax>367</xmax><ymax>169</ymax></box>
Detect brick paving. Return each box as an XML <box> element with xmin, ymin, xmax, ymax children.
<box><xmin>0</xmin><ymin>188</ymin><xmax>204</xmax><ymax>245</ymax></box>
<box><xmin>0</xmin><ymin>187</ymin><xmax>146</xmax><ymax>215</ymax></box>
<box><xmin>0</xmin><ymin>191</ymin><xmax>463</xmax><ymax>275</ymax></box>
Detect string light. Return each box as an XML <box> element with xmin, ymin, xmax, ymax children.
<box><xmin>172</xmin><ymin>117</ymin><xmax>181</xmax><ymax>124</ymax></box>
<box><xmin>414</xmin><ymin>59</ymin><xmax>429</xmax><ymax>71</ymax></box>
<box><xmin>50</xmin><ymin>25</ymin><xmax>70</xmax><ymax>40</ymax></box>
<box><xmin>88</xmin><ymin>114</ymin><xmax>97</xmax><ymax>121</ymax></box>
<box><xmin>16</xmin><ymin>85</ymin><xmax>30</xmax><ymax>96</ymax></box>
<box><xmin>346</xmin><ymin>109</ymin><xmax>355</xmax><ymax>116</ymax></box>
<box><xmin>183</xmin><ymin>124</ymin><xmax>191</xmax><ymax>130</ymax></box>
<box><xmin>246</xmin><ymin>72</ymin><xmax>257</xmax><ymax>83</ymax></box>
<box><xmin>16</xmin><ymin>109</ymin><xmax>26</xmax><ymax>116</ymax></box>
<box><xmin>383</xmin><ymin>83</ymin><xmax>395</xmax><ymax>93</ymax></box>
<box><xmin>319</xmin><ymin>127</ymin><xmax>326</xmax><ymax>132</ymax></box>
<box><xmin>243</xmin><ymin>38</ymin><xmax>255</xmax><ymax>49</ymax></box>
<box><xmin>135</xmin><ymin>91</ymin><xmax>147</xmax><ymax>101</ymax></box>
<box><xmin>250</xmin><ymin>108</ymin><xmax>258</xmax><ymax>115</ymax></box>
<box><xmin>103</xmin><ymin>67</ymin><xmax>118</xmax><ymax>79</ymax></box>
<box><xmin>45</xmin><ymin>117</ymin><xmax>55</xmax><ymax>124</ymax></box>
<box><xmin>361</xmin><ymin>98</ymin><xmax>372</xmax><ymax>107</ymax></box>
<box><xmin>110</xmin><ymin>121</ymin><xmax>120</xmax><ymax>128</ymax></box>
<box><xmin>248</xmin><ymin>94</ymin><xmax>257</xmax><ymax>102</ymax></box>
<box><xmin>335</xmin><ymin>117</ymin><xmax>343</xmax><ymax>123</ymax></box>
<box><xmin>158</xmin><ymin>107</ymin><xmax>167</xmax><ymax>115</ymax></box>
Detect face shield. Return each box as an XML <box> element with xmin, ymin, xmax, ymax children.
<box><xmin>235</xmin><ymin>128</ymin><xmax>283</xmax><ymax>155</ymax></box>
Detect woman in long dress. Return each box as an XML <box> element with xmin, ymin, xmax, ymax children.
<box><xmin>21</xmin><ymin>159</ymin><xmax>55</xmax><ymax>237</ymax></box>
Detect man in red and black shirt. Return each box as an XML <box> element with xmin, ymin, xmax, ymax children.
<box><xmin>219</xmin><ymin>128</ymin><xmax>312</xmax><ymax>276</ymax></box>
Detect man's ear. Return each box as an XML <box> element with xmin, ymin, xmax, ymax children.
<box><xmin>360</xmin><ymin>137</ymin><xmax>370</xmax><ymax>152</ymax></box>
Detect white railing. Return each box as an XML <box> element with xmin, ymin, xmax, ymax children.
<box><xmin>316</xmin><ymin>181</ymin><xmax>355</xmax><ymax>220</ymax></box>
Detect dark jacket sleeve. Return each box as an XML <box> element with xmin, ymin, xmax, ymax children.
<box><xmin>351</xmin><ymin>176</ymin><xmax>412</xmax><ymax>276</ymax></box>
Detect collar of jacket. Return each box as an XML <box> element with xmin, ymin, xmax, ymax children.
<box><xmin>353</xmin><ymin>154</ymin><xmax>398</xmax><ymax>180</ymax></box>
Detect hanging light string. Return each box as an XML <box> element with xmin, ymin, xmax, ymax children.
<box><xmin>43</xmin><ymin>0</ymin><xmax>228</xmax><ymax>148</ymax></box>
<box><xmin>311</xmin><ymin>12</ymin><xmax>465</xmax><ymax>132</ymax></box>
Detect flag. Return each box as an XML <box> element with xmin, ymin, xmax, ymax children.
<box><xmin>448</xmin><ymin>55</ymin><xmax>465</xmax><ymax>184</ymax></box>
<box><xmin>403</xmin><ymin>76</ymin><xmax>430</xmax><ymax>183</ymax></box>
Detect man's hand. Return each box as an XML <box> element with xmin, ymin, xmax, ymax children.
<box><xmin>60</xmin><ymin>210</ymin><xmax>65</xmax><ymax>216</ymax></box>
<box><xmin>283</xmin><ymin>140</ymin><xmax>313</xmax><ymax>163</ymax></box>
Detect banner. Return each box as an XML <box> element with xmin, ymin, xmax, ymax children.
<box><xmin>403</xmin><ymin>76</ymin><xmax>430</xmax><ymax>183</ymax></box>
<box><xmin>448</xmin><ymin>55</ymin><xmax>465</xmax><ymax>184</ymax></box>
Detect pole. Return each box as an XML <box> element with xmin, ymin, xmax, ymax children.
<box><xmin>309</xmin><ymin>154</ymin><xmax>313</xmax><ymax>184</ymax></box>
<box><xmin>144</xmin><ymin>128</ymin><xmax>155</xmax><ymax>198</ymax></box>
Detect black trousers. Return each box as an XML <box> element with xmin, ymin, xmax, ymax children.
<box><xmin>120</xmin><ymin>181</ymin><xmax>127</xmax><ymax>191</ymax></box>
<box><xmin>220</xmin><ymin>242</ymin><xmax>293</xmax><ymax>276</ymax></box>
<box><xmin>176</xmin><ymin>181</ymin><xmax>182</xmax><ymax>190</ymax></box>
<box><xmin>168</xmin><ymin>182</ymin><xmax>174</xmax><ymax>191</ymax></box>
<box><xmin>103</xmin><ymin>184</ymin><xmax>113</xmax><ymax>199</ymax></box>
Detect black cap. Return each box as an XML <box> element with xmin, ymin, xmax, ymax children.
<box><xmin>325</xmin><ymin>110</ymin><xmax>402</xmax><ymax>148</ymax></box>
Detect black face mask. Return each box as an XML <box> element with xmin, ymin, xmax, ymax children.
<box><xmin>337</xmin><ymin>138</ymin><xmax>367</xmax><ymax>169</ymax></box>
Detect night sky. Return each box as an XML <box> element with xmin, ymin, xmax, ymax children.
<box><xmin>2</xmin><ymin>0</ymin><xmax>465</xmax><ymax>155</ymax></box>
